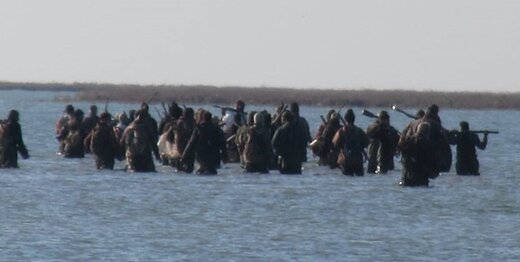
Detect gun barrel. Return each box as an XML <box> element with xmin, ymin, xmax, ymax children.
<box><xmin>470</xmin><ymin>130</ymin><xmax>499</xmax><ymax>134</ymax></box>
<box><xmin>361</xmin><ymin>109</ymin><xmax>377</xmax><ymax>119</ymax></box>
<box><xmin>320</xmin><ymin>115</ymin><xmax>327</xmax><ymax>124</ymax></box>
<box><xmin>392</xmin><ymin>105</ymin><xmax>417</xmax><ymax>120</ymax></box>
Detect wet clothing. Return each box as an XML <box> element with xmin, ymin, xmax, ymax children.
<box><xmin>449</xmin><ymin>131</ymin><xmax>487</xmax><ymax>175</ymax></box>
<box><xmin>235</xmin><ymin>124</ymin><xmax>250</xmax><ymax>167</ymax></box>
<box><xmin>82</xmin><ymin>114</ymin><xmax>99</xmax><ymax>139</ymax></box>
<box><xmin>59</xmin><ymin>119</ymin><xmax>86</xmax><ymax>158</ymax></box>
<box><xmin>167</xmin><ymin>116</ymin><xmax>196</xmax><ymax>173</ymax></box>
<box><xmin>312</xmin><ymin>120</ymin><xmax>341</xmax><ymax>168</ymax></box>
<box><xmin>243</xmin><ymin>125</ymin><xmax>273</xmax><ymax>173</ymax></box>
<box><xmin>294</xmin><ymin>117</ymin><xmax>312</xmax><ymax>162</ymax></box>
<box><xmin>0</xmin><ymin>120</ymin><xmax>29</xmax><ymax>168</ymax></box>
<box><xmin>272</xmin><ymin>121</ymin><xmax>303</xmax><ymax>174</ymax></box>
<box><xmin>55</xmin><ymin>113</ymin><xmax>71</xmax><ymax>135</ymax></box>
<box><xmin>332</xmin><ymin>124</ymin><xmax>369</xmax><ymax>176</ymax></box>
<box><xmin>366</xmin><ymin>121</ymin><xmax>400</xmax><ymax>174</ymax></box>
<box><xmin>182</xmin><ymin>121</ymin><xmax>227</xmax><ymax>175</ymax></box>
<box><xmin>84</xmin><ymin>122</ymin><xmax>121</xmax><ymax>169</ymax></box>
<box><xmin>401</xmin><ymin>115</ymin><xmax>450</xmax><ymax>175</ymax></box>
<box><xmin>225</xmin><ymin>124</ymin><xmax>241</xmax><ymax>164</ymax></box>
<box><xmin>399</xmin><ymin>133</ymin><xmax>436</xmax><ymax>186</ymax></box>
<box><xmin>121</xmin><ymin>119</ymin><xmax>160</xmax><ymax>172</ymax></box>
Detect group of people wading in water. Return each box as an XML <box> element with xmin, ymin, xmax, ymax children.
<box><xmin>3</xmin><ymin>100</ymin><xmax>495</xmax><ymax>187</ymax></box>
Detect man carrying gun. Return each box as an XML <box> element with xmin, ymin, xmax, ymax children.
<box><xmin>449</xmin><ymin>121</ymin><xmax>496</xmax><ymax>176</ymax></box>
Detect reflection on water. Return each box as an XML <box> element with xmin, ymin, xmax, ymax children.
<box><xmin>0</xmin><ymin>90</ymin><xmax>519</xmax><ymax>260</ymax></box>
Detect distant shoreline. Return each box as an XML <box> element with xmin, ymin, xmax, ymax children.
<box><xmin>1</xmin><ymin>81</ymin><xmax>519</xmax><ymax>109</ymax></box>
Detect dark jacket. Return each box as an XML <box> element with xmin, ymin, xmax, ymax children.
<box><xmin>449</xmin><ymin>131</ymin><xmax>487</xmax><ymax>175</ymax></box>
<box><xmin>183</xmin><ymin>121</ymin><xmax>227</xmax><ymax>174</ymax></box>
<box><xmin>272</xmin><ymin>121</ymin><xmax>302</xmax><ymax>174</ymax></box>
<box><xmin>121</xmin><ymin>119</ymin><xmax>159</xmax><ymax>172</ymax></box>
<box><xmin>85</xmin><ymin>122</ymin><xmax>120</xmax><ymax>169</ymax></box>
<box><xmin>399</xmin><ymin>133</ymin><xmax>436</xmax><ymax>186</ymax></box>
<box><xmin>243</xmin><ymin>125</ymin><xmax>273</xmax><ymax>172</ymax></box>
<box><xmin>0</xmin><ymin>120</ymin><xmax>29</xmax><ymax>168</ymax></box>
<box><xmin>332</xmin><ymin>124</ymin><xmax>369</xmax><ymax>176</ymax></box>
<box><xmin>366</xmin><ymin>121</ymin><xmax>399</xmax><ymax>173</ymax></box>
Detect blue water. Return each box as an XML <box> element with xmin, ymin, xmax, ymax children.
<box><xmin>0</xmin><ymin>90</ymin><xmax>518</xmax><ymax>261</ymax></box>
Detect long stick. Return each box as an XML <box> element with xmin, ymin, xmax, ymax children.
<box><xmin>147</xmin><ymin>91</ymin><xmax>159</xmax><ymax>103</ymax></box>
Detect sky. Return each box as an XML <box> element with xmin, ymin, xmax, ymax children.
<box><xmin>0</xmin><ymin>0</ymin><xmax>519</xmax><ymax>92</ymax></box>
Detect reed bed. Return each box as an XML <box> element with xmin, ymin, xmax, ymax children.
<box><xmin>2</xmin><ymin>82</ymin><xmax>519</xmax><ymax>109</ymax></box>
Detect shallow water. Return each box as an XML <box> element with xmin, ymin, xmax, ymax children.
<box><xmin>0</xmin><ymin>90</ymin><xmax>519</xmax><ymax>261</ymax></box>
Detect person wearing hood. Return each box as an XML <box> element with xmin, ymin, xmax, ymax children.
<box><xmin>448</xmin><ymin>121</ymin><xmax>489</xmax><ymax>175</ymax></box>
<box><xmin>121</xmin><ymin>109</ymin><xmax>161</xmax><ymax>172</ymax></box>
<box><xmin>398</xmin><ymin>122</ymin><xmax>437</xmax><ymax>186</ymax></box>
<box><xmin>181</xmin><ymin>110</ymin><xmax>228</xmax><ymax>175</ymax></box>
<box><xmin>243</xmin><ymin>112</ymin><xmax>273</xmax><ymax>173</ymax></box>
<box><xmin>84</xmin><ymin>112</ymin><xmax>121</xmax><ymax>169</ymax></box>
<box><xmin>332</xmin><ymin>109</ymin><xmax>369</xmax><ymax>176</ymax></box>
<box><xmin>272</xmin><ymin>111</ymin><xmax>303</xmax><ymax>174</ymax></box>
<box><xmin>0</xmin><ymin>110</ymin><xmax>29</xmax><ymax>168</ymax></box>
<box><xmin>366</xmin><ymin>110</ymin><xmax>400</xmax><ymax>174</ymax></box>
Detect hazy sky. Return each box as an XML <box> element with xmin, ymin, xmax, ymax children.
<box><xmin>1</xmin><ymin>1</ymin><xmax>519</xmax><ymax>92</ymax></box>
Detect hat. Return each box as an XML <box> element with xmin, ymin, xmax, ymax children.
<box><xmin>64</xmin><ymin>104</ymin><xmax>74</xmax><ymax>113</ymax></box>
<box><xmin>378</xmin><ymin>110</ymin><xmax>389</xmax><ymax>120</ymax></box>
<box><xmin>345</xmin><ymin>109</ymin><xmax>355</xmax><ymax>123</ymax></box>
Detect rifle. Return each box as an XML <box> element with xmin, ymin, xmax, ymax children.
<box><xmin>461</xmin><ymin>130</ymin><xmax>499</xmax><ymax>134</ymax></box>
<box><xmin>213</xmin><ymin>105</ymin><xmax>237</xmax><ymax>112</ymax></box>
<box><xmin>161</xmin><ymin>101</ymin><xmax>168</xmax><ymax>116</ymax></box>
<box><xmin>271</xmin><ymin>103</ymin><xmax>288</xmax><ymax>126</ymax></box>
<box><xmin>361</xmin><ymin>109</ymin><xmax>378</xmax><ymax>119</ymax></box>
<box><xmin>154</xmin><ymin>107</ymin><xmax>164</xmax><ymax>120</ymax></box>
<box><xmin>472</xmin><ymin>130</ymin><xmax>499</xmax><ymax>134</ymax></box>
<box><xmin>391</xmin><ymin>105</ymin><xmax>418</xmax><ymax>119</ymax></box>
<box><xmin>338</xmin><ymin>114</ymin><xmax>369</xmax><ymax>162</ymax></box>
<box><xmin>320</xmin><ymin>115</ymin><xmax>327</xmax><ymax>125</ymax></box>
<box><xmin>337</xmin><ymin>104</ymin><xmax>346</xmax><ymax>116</ymax></box>
<box><xmin>226</xmin><ymin>134</ymin><xmax>236</xmax><ymax>143</ymax></box>
<box><xmin>104</xmin><ymin>97</ymin><xmax>110</xmax><ymax>113</ymax></box>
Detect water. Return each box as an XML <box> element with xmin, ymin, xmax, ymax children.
<box><xmin>0</xmin><ymin>90</ymin><xmax>519</xmax><ymax>261</ymax></box>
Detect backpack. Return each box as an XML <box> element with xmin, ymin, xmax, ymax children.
<box><xmin>126</xmin><ymin>126</ymin><xmax>148</xmax><ymax>155</ymax></box>
<box><xmin>64</xmin><ymin>129</ymin><xmax>83</xmax><ymax>154</ymax></box>
<box><xmin>90</xmin><ymin>127</ymin><xmax>108</xmax><ymax>155</ymax></box>
<box><xmin>244</xmin><ymin>127</ymin><xmax>265</xmax><ymax>163</ymax></box>
<box><xmin>0</xmin><ymin>120</ymin><xmax>10</xmax><ymax>148</ymax></box>
<box><xmin>343</xmin><ymin>127</ymin><xmax>363</xmax><ymax>158</ymax></box>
